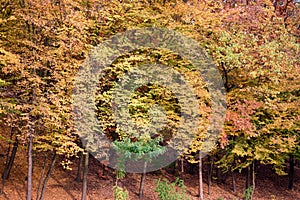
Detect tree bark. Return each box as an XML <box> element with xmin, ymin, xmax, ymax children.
<box><xmin>27</xmin><ymin>14</ymin><xmax>36</xmax><ymax>200</ymax></box>
<box><xmin>81</xmin><ymin>152</ymin><xmax>89</xmax><ymax>200</ymax></box>
<box><xmin>6</xmin><ymin>137</ymin><xmax>19</xmax><ymax>179</ymax></box>
<box><xmin>207</xmin><ymin>156</ymin><xmax>213</xmax><ymax>195</ymax></box>
<box><xmin>76</xmin><ymin>152</ymin><xmax>83</xmax><ymax>182</ymax></box>
<box><xmin>245</xmin><ymin>165</ymin><xmax>250</xmax><ymax>191</ymax></box>
<box><xmin>36</xmin><ymin>155</ymin><xmax>48</xmax><ymax>200</ymax></box>
<box><xmin>180</xmin><ymin>157</ymin><xmax>184</xmax><ymax>179</ymax></box>
<box><xmin>245</xmin><ymin>162</ymin><xmax>255</xmax><ymax>200</ymax></box>
<box><xmin>139</xmin><ymin>162</ymin><xmax>147</xmax><ymax>199</ymax></box>
<box><xmin>174</xmin><ymin>160</ymin><xmax>178</xmax><ymax>177</ymax></box>
<box><xmin>27</xmin><ymin>130</ymin><xmax>33</xmax><ymax>200</ymax></box>
<box><xmin>250</xmin><ymin>162</ymin><xmax>255</xmax><ymax>200</ymax></box>
<box><xmin>288</xmin><ymin>154</ymin><xmax>295</xmax><ymax>190</ymax></box>
<box><xmin>221</xmin><ymin>62</ymin><xmax>229</xmax><ymax>92</ymax></box>
<box><xmin>39</xmin><ymin>153</ymin><xmax>57</xmax><ymax>200</ymax></box>
<box><xmin>1</xmin><ymin>128</ymin><xmax>13</xmax><ymax>194</ymax></box>
<box><xmin>198</xmin><ymin>154</ymin><xmax>203</xmax><ymax>200</ymax></box>
<box><xmin>231</xmin><ymin>169</ymin><xmax>237</xmax><ymax>193</ymax></box>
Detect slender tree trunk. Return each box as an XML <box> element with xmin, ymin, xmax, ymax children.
<box><xmin>198</xmin><ymin>154</ymin><xmax>203</xmax><ymax>200</ymax></box>
<box><xmin>76</xmin><ymin>152</ymin><xmax>83</xmax><ymax>182</ymax></box>
<box><xmin>245</xmin><ymin>162</ymin><xmax>255</xmax><ymax>200</ymax></box>
<box><xmin>215</xmin><ymin>154</ymin><xmax>223</xmax><ymax>183</ymax></box>
<box><xmin>250</xmin><ymin>162</ymin><xmax>255</xmax><ymax>200</ymax></box>
<box><xmin>207</xmin><ymin>156</ymin><xmax>213</xmax><ymax>195</ymax></box>
<box><xmin>2</xmin><ymin>128</ymin><xmax>13</xmax><ymax>178</ymax></box>
<box><xmin>139</xmin><ymin>162</ymin><xmax>147</xmax><ymax>199</ymax></box>
<box><xmin>245</xmin><ymin>165</ymin><xmax>250</xmax><ymax>191</ymax></box>
<box><xmin>179</xmin><ymin>157</ymin><xmax>184</xmax><ymax>180</ymax></box>
<box><xmin>174</xmin><ymin>160</ymin><xmax>178</xmax><ymax>177</ymax></box>
<box><xmin>221</xmin><ymin>62</ymin><xmax>229</xmax><ymax>92</ymax></box>
<box><xmin>27</xmin><ymin>15</ymin><xmax>36</xmax><ymax>200</ymax></box>
<box><xmin>39</xmin><ymin>153</ymin><xmax>57</xmax><ymax>200</ymax></box>
<box><xmin>27</xmin><ymin>130</ymin><xmax>33</xmax><ymax>200</ymax></box>
<box><xmin>81</xmin><ymin>152</ymin><xmax>89</xmax><ymax>200</ymax></box>
<box><xmin>6</xmin><ymin>137</ymin><xmax>19</xmax><ymax>179</ymax></box>
<box><xmin>1</xmin><ymin>129</ymin><xmax>13</xmax><ymax>194</ymax></box>
<box><xmin>36</xmin><ymin>155</ymin><xmax>48</xmax><ymax>200</ymax></box>
<box><xmin>232</xmin><ymin>169</ymin><xmax>237</xmax><ymax>193</ymax></box>
<box><xmin>1</xmin><ymin>150</ymin><xmax>9</xmax><ymax>193</ymax></box>
<box><xmin>288</xmin><ymin>155</ymin><xmax>295</xmax><ymax>190</ymax></box>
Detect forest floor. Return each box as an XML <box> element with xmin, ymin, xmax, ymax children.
<box><xmin>0</xmin><ymin>145</ymin><xmax>299</xmax><ymax>200</ymax></box>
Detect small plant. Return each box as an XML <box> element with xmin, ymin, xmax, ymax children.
<box><xmin>155</xmin><ymin>177</ymin><xmax>190</xmax><ymax>200</ymax></box>
<box><xmin>116</xmin><ymin>170</ymin><xmax>126</xmax><ymax>179</ymax></box>
<box><xmin>243</xmin><ymin>186</ymin><xmax>254</xmax><ymax>200</ymax></box>
<box><xmin>113</xmin><ymin>185</ymin><xmax>128</xmax><ymax>200</ymax></box>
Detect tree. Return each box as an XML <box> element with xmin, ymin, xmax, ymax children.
<box><xmin>113</xmin><ymin>136</ymin><xmax>166</xmax><ymax>199</ymax></box>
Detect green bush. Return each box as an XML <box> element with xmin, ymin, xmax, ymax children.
<box><xmin>113</xmin><ymin>185</ymin><xmax>128</xmax><ymax>200</ymax></box>
<box><xmin>155</xmin><ymin>177</ymin><xmax>190</xmax><ymax>200</ymax></box>
<box><xmin>243</xmin><ymin>186</ymin><xmax>254</xmax><ymax>200</ymax></box>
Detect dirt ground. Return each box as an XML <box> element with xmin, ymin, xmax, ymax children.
<box><xmin>0</xmin><ymin>146</ymin><xmax>299</xmax><ymax>200</ymax></box>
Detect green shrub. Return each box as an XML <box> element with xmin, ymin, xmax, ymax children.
<box><xmin>113</xmin><ymin>185</ymin><xmax>128</xmax><ymax>200</ymax></box>
<box><xmin>243</xmin><ymin>186</ymin><xmax>254</xmax><ymax>200</ymax></box>
<box><xmin>155</xmin><ymin>177</ymin><xmax>190</xmax><ymax>200</ymax></box>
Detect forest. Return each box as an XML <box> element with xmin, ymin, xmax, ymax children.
<box><xmin>0</xmin><ymin>0</ymin><xmax>299</xmax><ymax>199</ymax></box>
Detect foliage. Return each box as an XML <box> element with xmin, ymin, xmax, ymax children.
<box><xmin>112</xmin><ymin>136</ymin><xmax>166</xmax><ymax>172</ymax></box>
<box><xmin>207</xmin><ymin>0</ymin><xmax>300</xmax><ymax>174</ymax></box>
<box><xmin>95</xmin><ymin>47</ymin><xmax>210</xmax><ymax>143</ymax></box>
<box><xmin>113</xmin><ymin>185</ymin><xmax>129</xmax><ymax>200</ymax></box>
<box><xmin>0</xmin><ymin>0</ymin><xmax>299</xmax><ymax>197</ymax></box>
<box><xmin>155</xmin><ymin>177</ymin><xmax>190</xmax><ymax>200</ymax></box>
<box><xmin>243</xmin><ymin>186</ymin><xmax>254</xmax><ymax>200</ymax></box>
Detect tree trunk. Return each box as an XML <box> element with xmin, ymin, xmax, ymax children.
<box><xmin>6</xmin><ymin>137</ymin><xmax>19</xmax><ymax>179</ymax></box>
<box><xmin>174</xmin><ymin>160</ymin><xmax>178</xmax><ymax>177</ymax></box>
<box><xmin>288</xmin><ymin>154</ymin><xmax>295</xmax><ymax>190</ymax></box>
<box><xmin>180</xmin><ymin>157</ymin><xmax>184</xmax><ymax>179</ymax></box>
<box><xmin>76</xmin><ymin>152</ymin><xmax>83</xmax><ymax>182</ymax></box>
<box><xmin>245</xmin><ymin>162</ymin><xmax>255</xmax><ymax>200</ymax></box>
<box><xmin>2</xmin><ymin>128</ymin><xmax>13</xmax><ymax>179</ymax></box>
<box><xmin>198</xmin><ymin>154</ymin><xmax>203</xmax><ymax>200</ymax></box>
<box><xmin>1</xmin><ymin>129</ymin><xmax>13</xmax><ymax>194</ymax></box>
<box><xmin>39</xmin><ymin>153</ymin><xmax>57</xmax><ymax>200</ymax></box>
<box><xmin>245</xmin><ymin>165</ymin><xmax>250</xmax><ymax>191</ymax></box>
<box><xmin>27</xmin><ymin>130</ymin><xmax>33</xmax><ymax>200</ymax></box>
<box><xmin>250</xmin><ymin>162</ymin><xmax>255</xmax><ymax>200</ymax></box>
<box><xmin>36</xmin><ymin>155</ymin><xmax>48</xmax><ymax>200</ymax></box>
<box><xmin>231</xmin><ymin>170</ymin><xmax>237</xmax><ymax>193</ymax></box>
<box><xmin>139</xmin><ymin>162</ymin><xmax>147</xmax><ymax>199</ymax></box>
<box><xmin>221</xmin><ymin>62</ymin><xmax>229</xmax><ymax>92</ymax></box>
<box><xmin>81</xmin><ymin>152</ymin><xmax>89</xmax><ymax>200</ymax></box>
<box><xmin>207</xmin><ymin>156</ymin><xmax>213</xmax><ymax>195</ymax></box>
